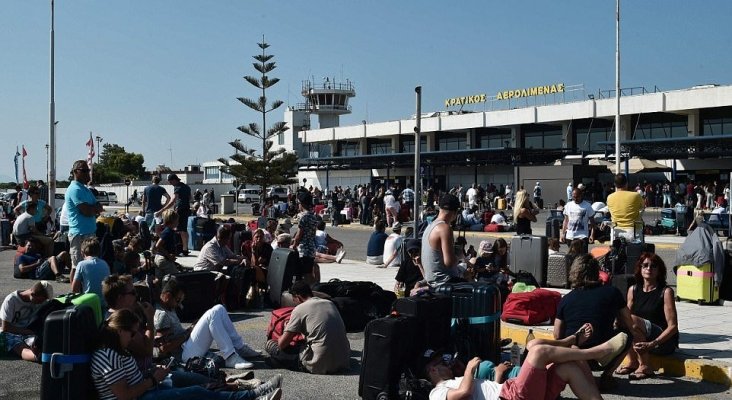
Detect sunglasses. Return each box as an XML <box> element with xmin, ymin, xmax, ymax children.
<box><xmin>641</xmin><ymin>262</ymin><xmax>657</xmax><ymax>269</ymax></box>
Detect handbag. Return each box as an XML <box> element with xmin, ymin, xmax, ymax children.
<box><xmin>184</xmin><ymin>356</ymin><xmax>226</xmax><ymax>382</ymax></box>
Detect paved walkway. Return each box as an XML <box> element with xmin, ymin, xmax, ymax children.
<box><xmin>177</xmin><ymin>249</ymin><xmax>732</xmax><ymax>387</ymax></box>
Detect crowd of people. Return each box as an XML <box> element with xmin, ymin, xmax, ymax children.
<box><xmin>0</xmin><ymin>161</ymin><xmax>713</xmax><ymax>399</ymax></box>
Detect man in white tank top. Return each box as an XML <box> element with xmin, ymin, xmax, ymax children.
<box><xmin>421</xmin><ymin>194</ymin><xmax>463</xmax><ymax>287</ymax></box>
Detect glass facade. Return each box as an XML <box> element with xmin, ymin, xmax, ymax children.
<box><xmin>633</xmin><ymin>120</ymin><xmax>687</xmax><ymax>139</ymax></box>
<box><xmin>576</xmin><ymin>126</ymin><xmax>612</xmax><ymax>152</ymax></box>
<box><xmin>437</xmin><ymin>133</ymin><xmax>467</xmax><ymax>151</ymax></box>
<box><xmin>703</xmin><ymin>117</ymin><xmax>732</xmax><ymax>136</ymax></box>
<box><xmin>368</xmin><ymin>139</ymin><xmax>393</xmax><ymax>155</ymax></box>
<box><xmin>401</xmin><ymin>137</ymin><xmax>428</xmax><ymax>153</ymax></box>
<box><xmin>204</xmin><ymin>166</ymin><xmax>219</xmax><ymax>181</ymax></box>
<box><xmin>339</xmin><ymin>141</ymin><xmax>360</xmax><ymax>156</ymax></box>
<box><xmin>523</xmin><ymin>126</ymin><xmax>563</xmax><ymax>149</ymax></box>
<box><xmin>478</xmin><ymin>132</ymin><xmax>512</xmax><ymax>148</ymax></box>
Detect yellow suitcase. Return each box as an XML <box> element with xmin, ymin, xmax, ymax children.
<box><xmin>676</xmin><ymin>264</ymin><xmax>719</xmax><ymax>305</ymax></box>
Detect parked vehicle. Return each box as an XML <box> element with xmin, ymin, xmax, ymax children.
<box><xmin>54</xmin><ymin>193</ymin><xmax>64</xmax><ymax>210</ymax></box>
<box><xmin>95</xmin><ymin>191</ymin><xmax>110</xmax><ymax>206</ymax></box>
<box><xmin>268</xmin><ymin>187</ymin><xmax>289</xmax><ymax>201</ymax></box>
<box><xmin>106</xmin><ymin>192</ymin><xmax>118</xmax><ymax>204</ymax></box>
<box><xmin>237</xmin><ymin>189</ymin><xmax>261</xmax><ymax>203</ymax></box>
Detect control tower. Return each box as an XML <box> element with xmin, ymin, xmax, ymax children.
<box><xmin>300</xmin><ymin>78</ymin><xmax>355</xmax><ymax>129</ymax></box>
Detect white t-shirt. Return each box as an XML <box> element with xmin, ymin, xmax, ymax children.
<box><xmin>466</xmin><ymin>188</ymin><xmax>477</xmax><ymax>206</ymax></box>
<box><xmin>490</xmin><ymin>213</ymin><xmax>506</xmax><ymax>225</ymax></box>
<box><xmin>564</xmin><ymin>200</ymin><xmax>595</xmax><ymax>240</ymax></box>
<box><xmin>384</xmin><ymin>194</ymin><xmax>399</xmax><ymax>210</ymax></box>
<box><xmin>382</xmin><ymin>233</ymin><xmax>403</xmax><ymax>268</ymax></box>
<box><xmin>12</xmin><ymin>212</ymin><xmax>35</xmax><ymax>236</ymax></box>
<box><xmin>429</xmin><ymin>377</ymin><xmax>502</xmax><ymax>400</ymax></box>
<box><xmin>0</xmin><ymin>291</ymin><xmax>38</xmax><ymax>329</ymax></box>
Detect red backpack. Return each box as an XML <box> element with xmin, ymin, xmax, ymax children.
<box><xmin>266</xmin><ymin>307</ymin><xmax>306</xmax><ymax>347</ymax></box>
<box><xmin>501</xmin><ymin>289</ymin><xmax>561</xmax><ymax>325</ymax></box>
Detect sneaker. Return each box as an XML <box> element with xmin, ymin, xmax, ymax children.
<box><xmin>335</xmin><ymin>248</ymin><xmax>346</xmax><ymax>263</ymax></box>
<box><xmin>226</xmin><ymin>370</ymin><xmax>255</xmax><ymax>382</ymax></box>
<box><xmin>256</xmin><ymin>387</ymin><xmax>282</xmax><ymax>400</ymax></box>
<box><xmin>237</xmin><ymin>343</ymin><xmax>263</xmax><ymax>358</ymax></box>
<box><xmin>55</xmin><ymin>274</ymin><xmax>70</xmax><ymax>283</ymax></box>
<box><xmin>236</xmin><ymin>378</ymin><xmax>262</xmax><ymax>390</ymax></box>
<box><xmin>224</xmin><ymin>353</ymin><xmax>254</xmax><ymax>369</ymax></box>
<box><xmin>252</xmin><ymin>374</ymin><xmax>282</xmax><ymax>397</ymax></box>
<box><xmin>596</xmin><ymin>332</ymin><xmax>629</xmax><ymax>367</ymax></box>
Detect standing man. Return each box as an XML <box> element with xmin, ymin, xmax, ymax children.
<box><xmin>66</xmin><ymin>160</ymin><xmax>103</xmax><ymax>283</ymax></box>
<box><xmin>157</xmin><ymin>174</ymin><xmax>191</xmax><ymax>256</ymax></box>
<box><xmin>36</xmin><ymin>180</ymin><xmax>48</xmax><ymax>205</ymax></box>
<box><xmin>399</xmin><ymin>183</ymin><xmax>415</xmax><ymax>220</ymax></box>
<box><xmin>291</xmin><ymin>191</ymin><xmax>319</xmax><ymax>284</ymax></box>
<box><xmin>561</xmin><ymin>188</ymin><xmax>596</xmax><ymax>247</ymax></box>
<box><xmin>606</xmin><ymin>173</ymin><xmax>644</xmax><ymax>241</ymax></box>
<box><xmin>141</xmin><ymin>176</ymin><xmax>170</xmax><ymax>231</ymax></box>
<box><xmin>421</xmin><ymin>194</ymin><xmax>463</xmax><ymax>287</ymax></box>
<box><xmin>533</xmin><ymin>181</ymin><xmax>543</xmax><ymax>209</ymax></box>
<box><xmin>566</xmin><ymin>182</ymin><xmax>574</xmax><ymax>202</ymax></box>
<box><xmin>465</xmin><ymin>184</ymin><xmax>478</xmax><ymax>209</ymax></box>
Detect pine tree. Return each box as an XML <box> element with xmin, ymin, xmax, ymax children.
<box><xmin>219</xmin><ymin>37</ymin><xmax>298</xmax><ymax>202</ymax></box>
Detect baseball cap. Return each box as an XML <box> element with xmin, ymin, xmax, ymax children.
<box><xmin>439</xmin><ymin>194</ymin><xmax>460</xmax><ymax>212</ymax></box>
<box><xmin>167</xmin><ymin>173</ymin><xmax>180</xmax><ymax>182</ymax></box>
<box><xmin>405</xmin><ymin>239</ymin><xmax>421</xmax><ymax>253</ymax></box>
<box><xmin>39</xmin><ymin>281</ymin><xmax>54</xmax><ymax>299</ymax></box>
<box><xmin>479</xmin><ymin>239</ymin><xmax>494</xmax><ymax>255</ymax></box>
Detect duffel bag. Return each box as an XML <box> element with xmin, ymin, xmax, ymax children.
<box><xmin>313</xmin><ymin>279</ymin><xmax>382</xmax><ymax>298</ymax></box>
<box><xmin>266</xmin><ymin>307</ymin><xmax>305</xmax><ymax>347</ymax></box>
<box><xmin>501</xmin><ymin>288</ymin><xmax>561</xmax><ymax>325</ymax></box>
<box><xmin>484</xmin><ymin>223</ymin><xmax>504</xmax><ymax>232</ymax></box>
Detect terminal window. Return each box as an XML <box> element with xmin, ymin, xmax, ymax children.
<box><xmin>523</xmin><ymin>129</ymin><xmax>562</xmax><ymax>149</ymax></box>
<box><xmin>703</xmin><ymin>117</ymin><xmax>732</xmax><ymax>136</ymax></box>
<box><xmin>438</xmin><ymin>135</ymin><xmax>467</xmax><ymax>151</ymax></box>
<box><xmin>401</xmin><ymin>137</ymin><xmax>428</xmax><ymax>153</ymax></box>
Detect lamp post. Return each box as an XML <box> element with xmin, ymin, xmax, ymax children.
<box><xmin>95</xmin><ymin>135</ymin><xmax>103</xmax><ymax>164</ymax></box>
<box><xmin>45</xmin><ymin>143</ymin><xmax>49</xmax><ymax>183</ymax></box>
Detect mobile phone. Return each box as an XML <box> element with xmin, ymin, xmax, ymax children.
<box><xmin>165</xmin><ymin>358</ymin><xmax>176</xmax><ymax>369</ymax></box>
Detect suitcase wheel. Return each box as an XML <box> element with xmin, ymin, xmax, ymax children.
<box><xmin>377</xmin><ymin>392</ymin><xmax>390</xmax><ymax>400</ymax></box>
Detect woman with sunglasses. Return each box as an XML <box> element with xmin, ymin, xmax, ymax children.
<box><xmin>615</xmin><ymin>252</ymin><xmax>679</xmax><ymax>380</ymax></box>
<box><xmin>92</xmin><ymin>309</ymin><xmax>282</xmax><ymax>400</ymax></box>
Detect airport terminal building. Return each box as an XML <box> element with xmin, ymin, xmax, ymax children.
<box><xmin>263</xmin><ymin>81</ymin><xmax>732</xmax><ymax>202</ymax></box>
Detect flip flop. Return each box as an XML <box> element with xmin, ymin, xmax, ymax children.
<box><xmin>573</xmin><ymin>323</ymin><xmax>593</xmax><ymax>347</ymax></box>
<box><xmin>614</xmin><ymin>365</ymin><xmax>638</xmax><ymax>375</ymax></box>
<box><xmin>629</xmin><ymin>371</ymin><xmax>656</xmax><ymax>381</ymax></box>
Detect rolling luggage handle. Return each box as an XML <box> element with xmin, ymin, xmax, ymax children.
<box><xmin>450</xmin><ymin>311</ymin><xmax>501</xmax><ymax>328</ymax></box>
<box><xmin>42</xmin><ymin>352</ymin><xmax>91</xmax><ymax>379</ymax></box>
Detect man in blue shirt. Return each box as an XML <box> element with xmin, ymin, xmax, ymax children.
<box><xmin>72</xmin><ymin>236</ymin><xmax>111</xmax><ymax>308</ymax></box>
<box><xmin>366</xmin><ymin>220</ymin><xmax>389</xmax><ymax>266</ymax></box>
<box><xmin>141</xmin><ymin>175</ymin><xmax>170</xmax><ymax>230</ymax></box>
<box><xmin>13</xmin><ymin>186</ymin><xmax>53</xmax><ymax>232</ymax></box>
<box><xmin>66</xmin><ymin>160</ymin><xmax>104</xmax><ymax>282</ymax></box>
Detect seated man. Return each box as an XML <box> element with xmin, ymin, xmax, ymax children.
<box><xmin>12</xmin><ymin>202</ymin><xmax>54</xmax><ymax>257</ymax></box>
<box><xmin>460</xmin><ymin>205</ymin><xmax>484</xmax><ymax>231</ymax></box>
<box><xmin>427</xmin><ymin>329</ymin><xmax>628</xmax><ymax>400</ymax></box>
<box><xmin>72</xmin><ymin>236</ymin><xmax>111</xmax><ymax>309</ymax></box>
<box><xmin>265</xmin><ymin>281</ymin><xmax>350</xmax><ymax>375</ymax></box>
<box><xmin>15</xmin><ymin>237</ymin><xmax>70</xmax><ymax>283</ymax></box>
<box><xmin>13</xmin><ymin>186</ymin><xmax>53</xmax><ymax>232</ymax></box>
<box><xmin>382</xmin><ymin>223</ymin><xmax>405</xmax><ymax>268</ymax></box>
<box><xmin>194</xmin><ymin>225</ymin><xmax>246</xmax><ymax>272</ymax></box>
<box><xmin>366</xmin><ymin>220</ymin><xmax>389</xmax><ymax>265</ymax></box>
<box><xmin>0</xmin><ymin>281</ymin><xmax>54</xmax><ymax>362</ymax></box>
<box><xmin>154</xmin><ymin>279</ymin><xmax>261</xmax><ymax>370</ymax></box>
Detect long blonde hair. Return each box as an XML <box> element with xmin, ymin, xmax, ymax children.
<box><xmin>513</xmin><ymin>190</ymin><xmax>530</xmax><ymax>223</ymax></box>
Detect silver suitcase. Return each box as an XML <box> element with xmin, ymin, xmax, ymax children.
<box><xmin>546</xmin><ymin>253</ymin><xmax>570</xmax><ymax>288</ymax></box>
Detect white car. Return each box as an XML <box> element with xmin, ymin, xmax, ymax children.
<box><xmin>106</xmin><ymin>192</ymin><xmax>118</xmax><ymax>204</ymax></box>
<box><xmin>237</xmin><ymin>189</ymin><xmax>261</xmax><ymax>203</ymax></box>
<box><xmin>267</xmin><ymin>187</ymin><xmax>290</xmax><ymax>201</ymax></box>
<box><xmin>95</xmin><ymin>191</ymin><xmax>110</xmax><ymax>206</ymax></box>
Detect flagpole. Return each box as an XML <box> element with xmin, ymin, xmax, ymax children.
<box><xmin>49</xmin><ymin>0</ymin><xmax>57</xmax><ymax>205</ymax></box>
<box><xmin>614</xmin><ymin>0</ymin><xmax>621</xmax><ymax>175</ymax></box>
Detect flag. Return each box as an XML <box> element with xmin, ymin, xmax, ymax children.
<box><xmin>13</xmin><ymin>146</ymin><xmax>20</xmax><ymax>184</ymax></box>
<box><xmin>86</xmin><ymin>132</ymin><xmax>95</xmax><ymax>181</ymax></box>
<box><xmin>22</xmin><ymin>145</ymin><xmax>28</xmax><ymax>189</ymax></box>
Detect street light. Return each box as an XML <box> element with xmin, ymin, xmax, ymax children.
<box><xmin>95</xmin><ymin>135</ymin><xmax>103</xmax><ymax>164</ymax></box>
<box><xmin>45</xmin><ymin>143</ymin><xmax>49</xmax><ymax>183</ymax></box>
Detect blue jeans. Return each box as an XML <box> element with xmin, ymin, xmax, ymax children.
<box><xmin>140</xmin><ymin>383</ymin><xmax>255</xmax><ymax>400</ymax></box>
<box><xmin>170</xmin><ymin>368</ymin><xmax>214</xmax><ymax>387</ymax></box>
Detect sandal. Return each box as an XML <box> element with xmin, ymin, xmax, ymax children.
<box><xmin>614</xmin><ymin>365</ymin><xmax>638</xmax><ymax>375</ymax></box>
<box><xmin>629</xmin><ymin>371</ymin><xmax>656</xmax><ymax>380</ymax></box>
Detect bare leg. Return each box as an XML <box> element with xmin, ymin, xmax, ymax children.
<box><xmin>554</xmin><ymin>362</ymin><xmax>603</xmax><ymax>400</ymax></box>
<box><xmin>179</xmin><ymin>231</ymin><xmax>189</xmax><ymax>253</ymax></box>
<box><xmin>618</xmin><ymin>316</ymin><xmax>646</xmax><ymax>373</ymax></box>
<box><xmin>13</xmin><ymin>344</ymin><xmax>38</xmax><ymax>363</ymax></box>
<box><xmin>315</xmin><ymin>252</ymin><xmax>337</xmax><ymax>263</ymax></box>
<box><xmin>525</xmin><ymin>332</ymin><xmax>624</xmax><ymax>369</ymax></box>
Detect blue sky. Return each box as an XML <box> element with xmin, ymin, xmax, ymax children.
<box><xmin>2</xmin><ymin>0</ymin><xmax>731</xmax><ymax>182</ymax></box>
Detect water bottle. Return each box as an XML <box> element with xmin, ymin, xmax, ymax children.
<box><xmin>521</xmin><ymin>329</ymin><xmax>535</xmax><ymax>364</ymax></box>
<box><xmin>396</xmin><ymin>282</ymin><xmax>406</xmax><ymax>298</ymax></box>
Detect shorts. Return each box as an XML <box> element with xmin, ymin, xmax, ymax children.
<box><xmin>69</xmin><ymin>233</ymin><xmax>95</xmax><ymax>268</ymax></box>
<box><xmin>641</xmin><ymin>318</ymin><xmax>677</xmax><ymax>355</ymax></box>
<box><xmin>154</xmin><ymin>255</ymin><xmax>180</xmax><ymax>280</ymax></box>
<box><xmin>0</xmin><ymin>332</ymin><xmax>31</xmax><ymax>355</ymax></box>
<box><xmin>35</xmin><ymin>259</ymin><xmax>55</xmax><ymax>280</ymax></box>
<box><xmin>176</xmin><ymin>208</ymin><xmax>191</xmax><ymax>232</ymax></box>
<box><xmin>500</xmin><ymin>363</ymin><xmax>566</xmax><ymax>400</ymax></box>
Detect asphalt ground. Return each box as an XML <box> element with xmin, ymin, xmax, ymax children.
<box><xmin>0</xmin><ymin>207</ymin><xmax>729</xmax><ymax>399</ymax></box>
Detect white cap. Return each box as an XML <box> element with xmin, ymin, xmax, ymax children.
<box><xmin>39</xmin><ymin>281</ymin><xmax>54</xmax><ymax>299</ymax></box>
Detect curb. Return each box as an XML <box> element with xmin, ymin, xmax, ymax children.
<box><xmin>500</xmin><ymin>322</ymin><xmax>732</xmax><ymax>387</ymax></box>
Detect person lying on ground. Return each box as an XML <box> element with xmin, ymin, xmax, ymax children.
<box><xmin>15</xmin><ymin>237</ymin><xmax>70</xmax><ymax>283</ymax></box>
<box><xmin>427</xmin><ymin>325</ymin><xmax>628</xmax><ymax>400</ymax></box>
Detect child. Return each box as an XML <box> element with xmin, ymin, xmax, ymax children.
<box><xmin>153</xmin><ymin>209</ymin><xmax>180</xmax><ymax>283</ymax></box>
<box><xmin>72</xmin><ymin>236</ymin><xmax>111</xmax><ymax>307</ymax></box>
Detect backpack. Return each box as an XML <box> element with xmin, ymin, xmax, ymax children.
<box><xmin>501</xmin><ymin>288</ymin><xmax>561</xmax><ymax>325</ymax></box>
<box><xmin>266</xmin><ymin>307</ymin><xmax>305</xmax><ymax>348</ymax></box>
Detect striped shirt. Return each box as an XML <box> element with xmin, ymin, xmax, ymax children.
<box><xmin>91</xmin><ymin>347</ymin><xmax>144</xmax><ymax>400</ymax></box>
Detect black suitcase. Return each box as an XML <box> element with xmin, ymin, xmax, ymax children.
<box><xmin>267</xmin><ymin>247</ymin><xmax>299</xmax><ymax>308</ymax></box>
<box><xmin>330</xmin><ymin>296</ymin><xmax>374</xmax><ymax>332</ymax></box>
<box><xmin>0</xmin><ymin>219</ymin><xmax>10</xmax><ymax>246</ymax></box>
<box><xmin>226</xmin><ymin>264</ymin><xmax>253</xmax><ymax>311</ymax></box>
<box><xmin>545</xmin><ymin>217</ymin><xmax>562</xmax><ymax>240</ymax></box>
<box><xmin>435</xmin><ymin>282</ymin><xmax>502</xmax><ymax>364</ymax></box>
<box><xmin>41</xmin><ymin>305</ymin><xmax>98</xmax><ymax>400</ymax></box>
<box><xmin>359</xmin><ymin>315</ymin><xmax>419</xmax><ymax>400</ymax></box>
<box><xmin>392</xmin><ymin>294</ymin><xmax>452</xmax><ymax>361</ymax></box>
<box><xmin>170</xmin><ymin>271</ymin><xmax>217</xmax><ymax>322</ymax></box>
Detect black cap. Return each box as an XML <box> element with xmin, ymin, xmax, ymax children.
<box><xmin>167</xmin><ymin>173</ymin><xmax>180</xmax><ymax>182</ymax></box>
<box><xmin>439</xmin><ymin>194</ymin><xmax>460</xmax><ymax>212</ymax></box>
